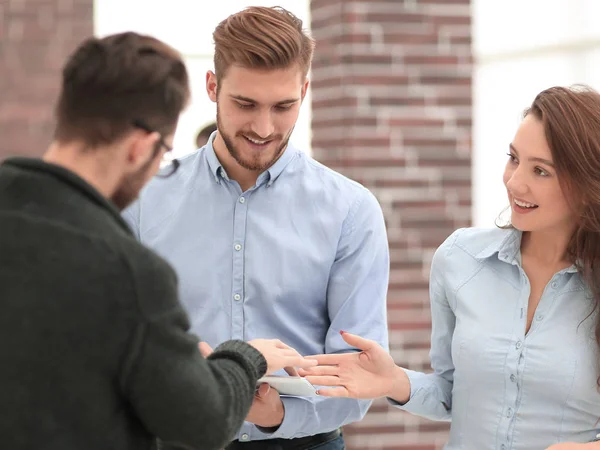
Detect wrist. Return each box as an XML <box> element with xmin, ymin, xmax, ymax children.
<box><xmin>253</xmin><ymin>401</ymin><xmax>284</xmax><ymax>429</ymax></box>
<box><xmin>257</xmin><ymin>410</ymin><xmax>283</xmax><ymax>430</ymax></box>
<box><xmin>387</xmin><ymin>366</ymin><xmax>411</xmax><ymax>404</ymax></box>
<box><xmin>269</xmin><ymin>408</ymin><xmax>284</xmax><ymax>428</ymax></box>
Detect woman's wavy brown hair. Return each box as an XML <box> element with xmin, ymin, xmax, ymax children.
<box><xmin>515</xmin><ymin>85</ymin><xmax>600</xmax><ymax>385</ymax></box>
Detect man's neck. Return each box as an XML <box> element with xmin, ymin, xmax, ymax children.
<box><xmin>43</xmin><ymin>141</ymin><xmax>120</xmax><ymax>200</ymax></box>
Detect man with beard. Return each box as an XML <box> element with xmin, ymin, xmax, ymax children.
<box><xmin>124</xmin><ymin>7</ymin><xmax>390</xmax><ymax>450</ymax></box>
<box><xmin>0</xmin><ymin>31</ymin><xmax>317</xmax><ymax>450</ymax></box>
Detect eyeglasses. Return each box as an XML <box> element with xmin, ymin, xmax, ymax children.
<box><xmin>132</xmin><ymin>119</ymin><xmax>180</xmax><ymax>178</ymax></box>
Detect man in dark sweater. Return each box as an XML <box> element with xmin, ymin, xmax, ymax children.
<box><xmin>0</xmin><ymin>32</ymin><xmax>314</xmax><ymax>450</ymax></box>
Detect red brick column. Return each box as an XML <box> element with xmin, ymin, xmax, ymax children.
<box><xmin>310</xmin><ymin>1</ymin><xmax>472</xmax><ymax>448</ymax></box>
<box><xmin>0</xmin><ymin>0</ymin><xmax>94</xmax><ymax>159</ymax></box>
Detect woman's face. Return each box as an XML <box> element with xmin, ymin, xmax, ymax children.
<box><xmin>503</xmin><ymin>114</ymin><xmax>575</xmax><ymax>235</ymax></box>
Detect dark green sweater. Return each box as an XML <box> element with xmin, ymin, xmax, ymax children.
<box><xmin>0</xmin><ymin>158</ymin><xmax>267</xmax><ymax>450</ymax></box>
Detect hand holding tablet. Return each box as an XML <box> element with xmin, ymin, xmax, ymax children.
<box><xmin>257</xmin><ymin>375</ymin><xmax>319</xmax><ymax>397</ymax></box>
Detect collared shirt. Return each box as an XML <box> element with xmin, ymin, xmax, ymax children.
<box><xmin>123</xmin><ymin>134</ymin><xmax>390</xmax><ymax>440</ymax></box>
<box><xmin>393</xmin><ymin>227</ymin><xmax>600</xmax><ymax>449</ymax></box>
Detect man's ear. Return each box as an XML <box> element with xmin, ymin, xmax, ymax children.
<box><xmin>125</xmin><ymin>130</ymin><xmax>161</xmax><ymax>173</ymax></box>
<box><xmin>206</xmin><ymin>70</ymin><xmax>218</xmax><ymax>103</ymax></box>
<box><xmin>301</xmin><ymin>78</ymin><xmax>309</xmax><ymax>101</ymax></box>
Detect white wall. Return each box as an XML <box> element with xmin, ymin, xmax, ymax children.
<box><xmin>94</xmin><ymin>0</ymin><xmax>311</xmax><ymax>157</ymax></box>
<box><xmin>473</xmin><ymin>0</ymin><xmax>600</xmax><ymax>226</ymax></box>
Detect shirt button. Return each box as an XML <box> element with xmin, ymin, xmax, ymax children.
<box><xmin>233</xmin><ymin>294</ymin><xmax>241</xmax><ymax>301</ymax></box>
<box><xmin>515</xmin><ymin>341</ymin><xmax>522</xmax><ymax>349</ymax></box>
<box><xmin>536</xmin><ymin>314</ymin><xmax>543</xmax><ymax>321</ymax></box>
<box><xmin>506</xmin><ymin>408</ymin><xmax>513</xmax><ymax>418</ymax></box>
<box><xmin>510</xmin><ymin>374</ymin><xmax>516</xmax><ymax>382</ymax></box>
<box><xmin>551</xmin><ymin>281</ymin><xmax>558</xmax><ymax>289</ymax></box>
<box><xmin>239</xmin><ymin>197</ymin><xmax>246</xmax><ymax>204</ymax></box>
<box><xmin>234</xmin><ymin>244</ymin><xmax>242</xmax><ymax>251</ymax></box>
<box><xmin>241</xmin><ymin>433</ymin><xmax>249</xmax><ymax>441</ymax></box>
<box><xmin>501</xmin><ymin>445</ymin><xmax>506</xmax><ymax>450</ymax></box>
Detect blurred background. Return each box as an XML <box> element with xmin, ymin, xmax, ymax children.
<box><xmin>2</xmin><ymin>0</ymin><xmax>599</xmax><ymax>448</ymax></box>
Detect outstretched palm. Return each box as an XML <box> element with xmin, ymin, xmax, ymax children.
<box><xmin>299</xmin><ymin>331</ymin><xmax>405</xmax><ymax>400</ymax></box>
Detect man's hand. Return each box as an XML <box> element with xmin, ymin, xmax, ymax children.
<box><xmin>248</xmin><ymin>338</ymin><xmax>317</xmax><ymax>375</ymax></box>
<box><xmin>198</xmin><ymin>342</ymin><xmax>213</xmax><ymax>357</ymax></box>
<box><xmin>198</xmin><ymin>341</ymin><xmax>285</xmax><ymax>428</ymax></box>
<box><xmin>246</xmin><ymin>383</ymin><xmax>284</xmax><ymax>429</ymax></box>
<box><xmin>199</xmin><ymin>339</ymin><xmax>317</xmax><ymax>375</ymax></box>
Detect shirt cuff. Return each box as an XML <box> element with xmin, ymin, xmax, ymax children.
<box><xmin>387</xmin><ymin>368</ymin><xmax>426</xmax><ymax>410</ymax></box>
<box><xmin>254</xmin><ymin>396</ymin><xmax>311</xmax><ymax>439</ymax></box>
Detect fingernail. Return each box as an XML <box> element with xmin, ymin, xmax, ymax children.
<box><xmin>340</xmin><ymin>330</ymin><xmax>346</xmax><ymax>335</ymax></box>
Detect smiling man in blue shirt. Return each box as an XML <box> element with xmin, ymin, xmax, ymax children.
<box><xmin>124</xmin><ymin>6</ymin><xmax>390</xmax><ymax>449</ymax></box>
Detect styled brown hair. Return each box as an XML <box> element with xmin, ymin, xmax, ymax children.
<box><xmin>54</xmin><ymin>32</ymin><xmax>190</xmax><ymax>148</ymax></box>
<box><xmin>212</xmin><ymin>6</ymin><xmax>315</xmax><ymax>81</ymax></box>
<box><xmin>517</xmin><ymin>85</ymin><xmax>600</xmax><ymax>383</ymax></box>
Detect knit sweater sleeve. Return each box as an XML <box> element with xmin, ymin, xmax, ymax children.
<box><xmin>119</xmin><ymin>245</ymin><xmax>266</xmax><ymax>450</ymax></box>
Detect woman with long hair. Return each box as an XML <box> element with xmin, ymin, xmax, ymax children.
<box><xmin>301</xmin><ymin>85</ymin><xmax>600</xmax><ymax>449</ymax></box>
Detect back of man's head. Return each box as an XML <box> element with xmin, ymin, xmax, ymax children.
<box><xmin>54</xmin><ymin>32</ymin><xmax>190</xmax><ymax>149</ymax></box>
<box><xmin>213</xmin><ymin>6</ymin><xmax>315</xmax><ymax>83</ymax></box>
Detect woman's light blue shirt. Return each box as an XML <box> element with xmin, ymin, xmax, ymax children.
<box><xmin>394</xmin><ymin>227</ymin><xmax>600</xmax><ymax>449</ymax></box>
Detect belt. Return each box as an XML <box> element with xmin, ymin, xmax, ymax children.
<box><xmin>226</xmin><ymin>428</ymin><xmax>342</xmax><ymax>450</ymax></box>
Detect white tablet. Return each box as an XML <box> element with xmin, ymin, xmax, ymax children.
<box><xmin>257</xmin><ymin>375</ymin><xmax>319</xmax><ymax>397</ymax></box>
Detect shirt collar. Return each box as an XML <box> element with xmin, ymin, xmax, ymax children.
<box><xmin>261</xmin><ymin>140</ymin><xmax>297</xmax><ymax>186</ymax></box>
<box><xmin>204</xmin><ymin>131</ymin><xmax>223</xmax><ymax>182</ymax></box>
<box><xmin>205</xmin><ymin>131</ymin><xmax>298</xmax><ymax>187</ymax></box>
<box><xmin>476</xmin><ymin>227</ymin><xmax>578</xmax><ymax>273</ymax></box>
<box><xmin>474</xmin><ymin>227</ymin><xmax>521</xmax><ymax>263</ymax></box>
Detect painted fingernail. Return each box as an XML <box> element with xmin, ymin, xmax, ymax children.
<box><xmin>340</xmin><ymin>330</ymin><xmax>346</xmax><ymax>335</ymax></box>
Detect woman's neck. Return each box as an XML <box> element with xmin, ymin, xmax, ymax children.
<box><xmin>520</xmin><ymin>228</ymin><xmax>573</xmax><ymax>268</ymax></box>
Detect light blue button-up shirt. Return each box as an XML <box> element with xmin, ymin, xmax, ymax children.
<box><xmin>123</xmin><ymin>135</ymin><xmax>390</xmax><ymax>440</ymax></box>
<box><xmin>394</xmin><ymin>227</ymin><xmax>600</xmax><ymax>449</ymax></box>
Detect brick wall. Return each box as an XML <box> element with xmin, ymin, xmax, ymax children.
<box><xmin>0</xmin><ymin>0</ymin><xmax>94</xmax><ymax>160</ymax></box>
<box><xmin>309</xmin><ymin>1</ymin><xmax>473</xmax><ymax>449</ymax></box>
